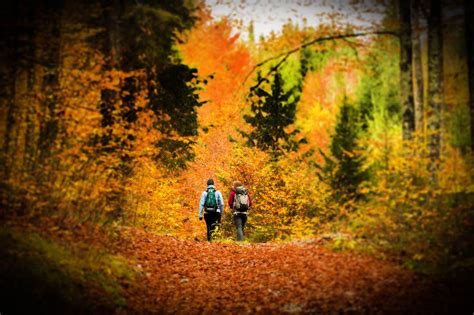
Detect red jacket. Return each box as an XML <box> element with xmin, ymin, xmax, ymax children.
<box><xmin>228</xmin><ymin>189</ymin><xmax>252</xmax><ymax>210</ymax></box>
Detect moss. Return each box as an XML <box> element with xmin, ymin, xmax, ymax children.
<box><xmin>0</xmin><ymin>226</ymin><xmax>135</xmax><ymax>314</ymax></box>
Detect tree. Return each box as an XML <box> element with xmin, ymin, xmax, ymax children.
<box><xmin>242</xmin><ymin>71</ymin><xmax>304</xmax><ymax>157</ymax></box>
<box><xmin>96</xmin><ymin>0</ymin><xmax>201</xmax><ymax>169</ymax></box>
<box><xmin>0</xmin><ymin>0</ymin><xmax>64</xmax><ymax>178</ymax></box>
<box><xmin>126</xmin><ymin>1</ymin><xmax>200</xmax><ymax>169</ymax></box>
<box><xmin>244</xmin><ymin>31</ymin><xmax>398</xmax><ymax>91</ymax></box>
<box><xmin>1</xmin><ymin>0</ymin><xmax>23</xmax><ymax>178</ymax></box>
<box><xmin>150</xmin><ymin>64</ymin><xmax>204</xmax><ymax>168</ymax></box>
<box><xmin>356</xmin><ymin>76</ymin><xmax>374</xmax><ymax>133</ymax></box>
<box><xmin>98</xmin><ymin>0</ymin><xmax>122</xmax><ymax>150</ymax></box>
<box><xmin>465</xmin><ymin>0</ymin><xmax>474</xmax><ymax>151</ymax></box>
<box><xmin>299</xmin><ymin>41</ymin><xmax>313</xmax><ymax>84</ymax></box>
<box><xmin>37</xmin><ymin>0</ymin><xmax>62</xmax><ymax>167</ymax></box>
<box><xmin>412</xmin><ymin>0</ymin><xmax>425</xmax><ymax>133</ymax></box>
<box><xmin>318</xmin><ymin>97</ymin><xmax>369</xmax><ymax>203</ymax></box>
<box><xmin>427</xmin><ymin>0</ymin><xmax>444</xmax><ymax>169</ymax></box>
<box><xmin>0</xmin><ymin>0</ymin><xmax>204</xmax><ymax>222</ymax></box>
<box><xmin>399</xmin><ymin>0</ymin><xmax>415</xmax><ymax>141</ymax></box>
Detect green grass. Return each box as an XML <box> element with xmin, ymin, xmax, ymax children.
<box><xmin>0</xmin><ymin>226</ymin><xmax>136</xmax><ymax>314</ymax></box>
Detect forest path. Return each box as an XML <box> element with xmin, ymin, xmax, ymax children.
<box><xmin>117</xmin><ymin>229</ymin><xmax>452</xmax><ymax>314</ymax></box>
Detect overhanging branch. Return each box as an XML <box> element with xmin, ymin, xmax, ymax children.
<box><xmin>244</xmin><ymin>30</ymin><xmax>398</xmax><ymax>91</ymax></box>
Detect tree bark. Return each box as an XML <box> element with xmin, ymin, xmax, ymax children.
<box><xmin>412</xmin><ymin>0</ymin><xmax>424</xmax><ymax>134</ymax></box>
<box><xmin>400</xmin><ymin>0</ymin><xmax>415</xmax><ymax>141</ymax></box>
<box><xmin>427</xmin><ymin>0</ymin><xmax>444</xmax><ymax>169</ymax></box>
<box><xmin>465</xmin><ymin>0</ymin><xmax>474</xmax><ymax>152</ymax></box>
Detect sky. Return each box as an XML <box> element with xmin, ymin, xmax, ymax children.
<box><xmin>205</xmin><ymin>0</ymin><xmax>386</xmax><ymax>40</ymax></box>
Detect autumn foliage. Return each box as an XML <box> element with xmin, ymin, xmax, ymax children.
<box><xmin>1</xmin><ymin>0</ymin><xmax>473</xmax><ymax>312</ymax></box>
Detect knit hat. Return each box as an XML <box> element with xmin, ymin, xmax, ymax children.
<box><xmin>207</xmin><ymin>179</ymin><xmax>214</xmax><ymax>186</ymax></box>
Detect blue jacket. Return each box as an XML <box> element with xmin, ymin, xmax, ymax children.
<box><xmin>198</xmin><ymin>185</ymin><xmax>224</xmax><ymax>218</ymax></box>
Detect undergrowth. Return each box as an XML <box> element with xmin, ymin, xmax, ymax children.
<box><xmin>0</xmin><ymin>225</ymin><xmax>136</xmax><ymax>314</ymax></box>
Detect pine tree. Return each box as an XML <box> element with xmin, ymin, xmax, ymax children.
<box><xmin>318</xmin><ymin>98</ymin><xmax>369</xmax><ymax>202</ymax></box>
<box><xmin>242</xmin><ymin>71</ymin><xmax>305</xmax><ymax>157</ymax></box>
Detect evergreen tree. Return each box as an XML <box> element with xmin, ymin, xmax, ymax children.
<box><xmin>299</xmin><ymin>45</ymin><xmax>312</xmax><ymax>85</ymax></box>
<box><xmin>150</xmin><ymin>64</ymin><xmax>205</xmax><ymax>168</ymax></box>
<box><xmin>318</xmin><ymin>98</ymin><xmax>369</xmax><ymax>202</ymax></box>
<box><xmin>242</xmin><ymin>72</ymin><xmax>305</xmax><ymax>157</ymax></box>
<box><xmin>97</xmin><ymin>0</ymin><xmax>202</xmax><ymax>170</ymax></box>
<box><xmin>356</xmin><ymin>76</ymin><xmax>374</xmax><ymax>133</ymax></box>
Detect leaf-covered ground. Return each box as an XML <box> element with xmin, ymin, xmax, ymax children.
<box><xmin>116</xmin><ymin>229</ymin><xmax>470</xmax><ymax>314</ymax></box>
<box><xmin>1</xmin><ymin>222</ymin><xmax>471</xmax><ymax>314</ymax></box>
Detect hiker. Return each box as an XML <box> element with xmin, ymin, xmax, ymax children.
<box><xmin>228</xmin><ymin>181</ymin><xmax>252</xmax><ymax>241</ymax></box>
<box><xmin>198</xmin><ymin>179</ymin><xmax>224</xmax><ymax>241</ymax></box>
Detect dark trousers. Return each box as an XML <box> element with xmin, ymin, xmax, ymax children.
<box><xmin>233</xmin><ymin>213</ymin><xmax>247</xmax><ymax>241</ymax></box>
<box><xmin>204</xmin><ymin>211</ymin><xmax>221</xmax><ymax>241</ymax></box>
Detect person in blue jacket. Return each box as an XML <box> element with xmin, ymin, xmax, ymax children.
<box><xmin>198</xmin><ymin>179</ymin><xmax>224</xmax><ymax>241</ymax></box>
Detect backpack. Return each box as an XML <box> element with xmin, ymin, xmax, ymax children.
<box><xmin>233</xmin><ymin>187</ymin><xmax>249</xmax><ymax>212</ymax></box>
<box><xmin>204</xmin><ymin>187</ymin><xmax>218</xmax><ymax>211</ymax></box>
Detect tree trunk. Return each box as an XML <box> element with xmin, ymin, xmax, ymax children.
<box><xmin>1</xmin><ymin>32</ymin><xmax>18</xmax><ymax>178</ymax></box>
<box><xmin>412</xmin><ymin>0</ymin><xmax>424</xmax><ymax>134</ymax></box>
<box><xmin>427</xmin><ymin>0</ymin><xmax>444</xmax><ymax>169</ymax></box>
<box><xmin>23</xmin><ymin>2</ymin><xmax>39</xmax><ymax>173</ymax></box>
<box><xmin>105</xmin><ymin>0</ymin><xmax>122</xmax><ymax>68</ymax></box>
<box><xmin>2</xmin><ymin>68</ymin><xmax>17</xmax><ymax>178</ymax></box>
<box><xmin>98</xmin><ymin>0</ymin><xmax>122</xmax><ymax>147</ymax></box>
<box><xmin>465</xmin><ymin>0</ymin><xmax>474</xmax><ymax>152</ymax></box>
<box><xmin>1</xmin><ymin>0</ymin><xmax>32</xmax><ymax>178</ymax></box>
<box><xmin>399</xmin><ymin>0</ymin><xmax>415</xmax><ymax>141</ymax></box>
<box><xmin>37</xmin><ymin>0</ymin><xmax>62</xmax><ymax>164</ymax></box>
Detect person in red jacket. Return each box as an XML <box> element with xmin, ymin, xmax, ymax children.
<box><xmin>228</xmin><ymin>181</ymin><xmax>252</xmax><ymax>241</ymax></box>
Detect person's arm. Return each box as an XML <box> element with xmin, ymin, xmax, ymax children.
<box><xmin>228</xmin><ymin>191</ymin><xmax>235</xmax><ymax>209</ymax></box>
<box><xmin>249</xmin><ymin>193</ymin><xmax>252</xmax><ymax>208</ymax></box>
<box><xmin>217</xmin><ymin>191</ymin><xmax>224</xmax><ymax>214</ymax></box>
<box><xmin>198</xmin><ymin>192</ymin><xmax>206</xmax><ymax>219</ymax></box>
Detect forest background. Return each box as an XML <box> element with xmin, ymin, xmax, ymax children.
<box><xmin>0</xmin><ymin>0</ymin><xmax>473</xmax><ymax>311</ymax></box>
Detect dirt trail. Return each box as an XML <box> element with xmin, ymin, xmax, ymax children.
<box><xmin>115</xmin><ymin>230</ymin><xmax>463</xmax><ymax>314</ymax></box>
